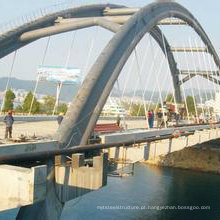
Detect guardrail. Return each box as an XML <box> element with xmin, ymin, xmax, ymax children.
<box><xmin>0</xmin><ymin>115</ymin><xmax>57</xmax><ymax>122</ymax></box>
<box><xmin>0</xmin><ymin>115</ymin><xmax>146</xmax><ymax>122</ymax></box>
<box><xmin>0</xmin><ymin>132</ymin><xmax>194</xmax><ymax>163</ymax></box>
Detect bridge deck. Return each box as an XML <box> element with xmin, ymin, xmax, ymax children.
<box><xmin>0</xmin><ymin>119</ymin><xmax>147</xmax><ymax>143</ymax></box>
<box><xmin>0</xmin><ymin>120</ymin><xmax>218</xmax><ymax>157</ymax></box>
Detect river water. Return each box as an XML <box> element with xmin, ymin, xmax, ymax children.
<box><xmin>1</xmin><ymin>163</ymin><xmax>220</xmax><ymax>220</ymax></box>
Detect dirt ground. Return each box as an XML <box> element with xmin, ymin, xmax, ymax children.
<box><xmin>0</xmin><ymin>119</ymin><xmax>148</xmax><ymax>141</ymax></box>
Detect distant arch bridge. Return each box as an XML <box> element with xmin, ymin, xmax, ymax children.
<box><xmin>0</xmin><ymin>2</ymin><xmax>219</xmax><ymax>147</ymax></box>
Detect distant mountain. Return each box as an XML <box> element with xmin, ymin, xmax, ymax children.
<box><xmin>0</xmin><ymin>77</ymin><xmax>215</xmax><ymax>103</ymax></box>
<box><xmin>112</xmin><ymin>87</ymin><xmax>215</xmax><ymax>103</ymax></box>
<box><xmin>0</xmin><ymin>77</ymin><xmax>80</xmax><ymax>102</ymax></box>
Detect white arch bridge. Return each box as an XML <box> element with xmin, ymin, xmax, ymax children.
<box><xmin>0</xmin><ymin>2</ymin><xmax>220</xmax><ymax>219</ymax></box>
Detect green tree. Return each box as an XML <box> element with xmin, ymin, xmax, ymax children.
<box><xmin>14</xmin><ymin>105</ymin><xmax>23</xmax><ymax>113</ymax></box>
<box><xmin>130</xmin><ymin>103</ymin><xmax>145</xmax><ymax>116</ymax></box>
<box><xmin>186</xmin><ymin>96</ymin><xmax>196</xmax><ymax>114</ymax></box>
<box><xmin>57</xmin><ymin>103</ymin><xmax>68</xmax><ymax>114</ymax></box>
<box><xmin>121</xmin><ymin>101</ymin><xmax>130</xmax><ymax>111</ymax></box>
<box><xmin>43</xmin><ymin>95</ymin><xmax>56</xmax><ymax>114</ymax></box>
<box><xmin>22</xmin><ymin>92</ymin><xmax>40</xmax><ymax>113</ymax></box>
<box><xmin>3</xmin><ymin>89</ymin><xmax>15</xmax><ymax>112</ymax></box>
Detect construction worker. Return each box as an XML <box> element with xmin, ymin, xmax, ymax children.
<box><xmin>174</xmin><ymin>112</ymin><xmax>180</xmax><ymax>126</ymax></box>
<box><xmin>157</xmin><ymin>109</ymin><xmax>163</xmax><ymax>129</ymax></box>
<box><xmin>57</xmin><ymin>112</ymin><xmax>64</xmax><ymax>125</ymax></box>
<box><xmin>116</xmin><ymin>114</ymin><xmax>121</xmax><ymax>127</ymax></box>
<box><xmin>4</xmin><ymin>110</ymin><xmax>14</xmax><ymax>139</ymax></box>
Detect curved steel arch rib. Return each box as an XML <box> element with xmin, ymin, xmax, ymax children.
<box><xmin>0</xmin><ymin>3</ymin><xmax>182</xmax><ymax>138</ymax></box>
<box><xmin>57</xmin><ymin>1</ymin><xmax>220</xmax><ymax>147</ymax></box>
<box><xmin>0</xmin><ymin>4</ymin><xmax>124</xmax><ymax>59</ymax></box>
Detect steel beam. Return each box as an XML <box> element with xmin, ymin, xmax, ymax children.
<box><xmin>158</xmin><ymin>18</ymin><xmax>187</xmax><ymax>25</ymax></box>
<box><xmin>179</xmin><ymin>70</ymin><xmax>220</xmax><ymax>85</ymax></box>
<box><xmin>103</xmin><ymin>7</ymin><xmax>139</xmax><ymax>16</ymax></box>
<box><xmin>181</xmin><ymin>74</ymin><xmax>196</xmax><ymax>84</ymax></box>
<box><xmin>55</xmin><ymin>15</ymin><xmax>130</xmax><ymax>25</ymax></box>
<box><xmin>171</xmin><ymin>47</ymin><xmax>208</xmax><ymax>52</ymax></box>
<box><xmin>202</xmin><ymin>74</ymin><xmax>220</xmax><ymax>85</ymax></box>
<box><xmin>20</xmin><ymin>16</ymin><xmax>125</xmax><ymax>41</ymax></box>
<box><xmin>103</xmin><ymin>7</ymin><xmax>188</xmax><ymax>25</ymax></box>
<box><xmin>20</xmin><ymin>19</ymin><xmax>95</xmax><ymax>41</ymax></box>
<box><xmin>180</xmin><ymin>70</ymin><xmax>219</xmax><ymax>76</ymax></box>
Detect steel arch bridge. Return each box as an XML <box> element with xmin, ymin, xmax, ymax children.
<box><xmin>0</xmin><ymin>2</ymin><xmax>220</xmax><ymax>219</ymax></box>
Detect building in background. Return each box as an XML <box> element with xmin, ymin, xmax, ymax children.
<box><xmin>101</xmin><ymin>97</ymin><xmax>126</xmax><ymax>116</ymax></box>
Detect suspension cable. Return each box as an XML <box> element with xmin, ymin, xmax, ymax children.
<box><xmin>200</xmin><ymin>41</ymin><xmax>215</xmax><ymax>101</ymax></box>
<box><xmin>52</xmin><ymin>31</ymin><xmax>78</xmax><ymax>115</ymax></box>
<box><xmin>160</xmin><ymin>25</ymin><xmax>178</xmax><ymax>114</ymax></box>
<box><xmin>29</xmin><ymin>36</ymin><xmax>51</xmax><ymax>115</ymax></box>
<box><xmin>121</xmin><ymin>52</ymin><xmax>136</xmax><ymax>100</ymax></box>
<box><xmin>149</xmin><ymin>34</ymin><xmax>167</xmax><ymax>128</ymax></box>
<box><xmin>175</xmin><ymin>46</ymin><xmax>190</xmax><ymax>122</ymax></box>
<box><xmin>149</xmin><ymin>43</ymin><xmax>167</xmax><ymax>128</ymax></box>
<box><xmin>176</xmin><ymin>18</ymin><xmax>190</xmax><ymax>122</ymax></box>
<box><xmin>194</xmin><ymin>38</ymin><xmax>211</xmax><ymax>118</ymax></box>
<box><xmin>141</xmin><ymin>37</ymin><xmax>160</xmax><ymax>113</ymax></box>
<box><xmin>83</xmin><ymin>27</ymin><xmax>99</xmax><ymax>78</ymax></box>
<box><xmin>152</xmin><ymin>61</ymin><xmax>172</xmax><ymax>114</ymax></box>
<box><xmin>206</xmin><ymin>47</ymin><xmax>218</xmax><ymax>96</ymax></box>
<box><xmin>188</xmin><ymin>37</ymin><xmax>205</xmax><ymax>121</ymax></box>
<box><xmin>200</xmin><ymin>41</ymin><xmax>217</xmax><ymax>121</ymax></box>
<box><xmin>134</xmin><ymin>44</ymin><xmax>150</xmax><ymax>119</ymax></box>
<box><xmin>183</xmin><ymin>40</ymin><xmax>199</xmax><ymax>123</ymax></box>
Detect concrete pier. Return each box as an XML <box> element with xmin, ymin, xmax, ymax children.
<box><xmin>55</xmin><ymin>153</ymin><xmax>108</xmax><ymax>202</ymax></box>
<box><xmin>0</xmin><ymin>165</ymin><xmax>47</xmax><ymax>211</ymax></box>
<box><xmin>0</xmin><ymin>153</ymin><xmax>108</xmax><ymax>213</ymax></box>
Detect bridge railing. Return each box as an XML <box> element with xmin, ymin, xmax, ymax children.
<box><xmin>0</xmin><ymin>1</ymin><xmax>80</xmax><ymax>35</ymax></box>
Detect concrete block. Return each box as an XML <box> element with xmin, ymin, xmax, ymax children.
<box><xmin>199</xmin><ymin>131</ymin><xmax>210</xmax><ymax>143</ymax></box>
<box><xmin>55</xmin><ymin>153</ymin><xmax>108</xmax><ymax>202</ymax></box>
<box><xmin>72</xmin><ymin>153</ymin><xmax>84</xmax><ymax>168</ymax></box>
<box><xmin>0</xmin><ymin>165</ymin><xmax>47</xmax><ymax>211</ymax></box>
<box><xmin>108</xmin><ymin>145</ymin><xmax>145</xmax><ymax>163</ymax></box>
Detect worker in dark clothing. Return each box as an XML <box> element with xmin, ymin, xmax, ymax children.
<box><xmin>148</xmin><ymin>110</ymin><xmax>154</xmax><ymax>128</ymax></box>
<box><xmin>174</xmin><ymin>112</ymin><xmax>180</xmax><ymax>126</ymax></box>
<box><xmin>4</xmin><ymin>110</ymin><xmax>14</xmax><ymax>139</ymax></box>
<box><xmin>57</xmin><ymin>113</ymin><xmax>64</xmax><ymax>125</ymax></box>
<box><xmin>157</xmin><ymin>109</ymin><xmax>163</xmax><ymax>129</ymax></box>
<box><xmin>116</xmin><ymin>114</ymin><xmax>121</xmax><ymax>127</ymax></box>
<box><xmin>150</xmin><ymin>109</ymin><xmax>155</xmax><ymax>128</ymax></box>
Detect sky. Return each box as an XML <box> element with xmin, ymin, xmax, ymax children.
<box><xmin>0</xmin><ymin>0</ymin><xmax>220</xmax><ymax>93</ymax></box>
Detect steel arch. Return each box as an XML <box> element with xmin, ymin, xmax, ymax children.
<box><xmin>0</xmin><ymin>4</ymin><xmax>124</xmax><ymax>58</ymax></box>
<box><xmin>57</xmin><ymin>2</ymin><xmax>220</xmax><ymax>147</ymax></box>
<box><xmin>0</xmin><ymin>3</ymin><xmax>184</xmax><ymax>144</ymax></box>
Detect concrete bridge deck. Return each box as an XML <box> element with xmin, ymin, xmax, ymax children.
<box><xmin>0</xmin><ymin>119</ymin><xmax>147</xmax><ymax>142</ymax></box>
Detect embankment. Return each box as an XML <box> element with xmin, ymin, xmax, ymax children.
<box><xmin>145</xmin><ymin>139</ymin><xmax>220</xmax><ymax>174</ymax></box>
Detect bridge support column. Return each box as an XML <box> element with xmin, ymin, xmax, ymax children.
<box><xmin>174</xmin><ymin>84</ymin><xmax>182</xmax><ymax>104</ymax></box>
<box><xmin>16</xmin><ymin>153</ymin><xmax>108</xmax><ymax>220</ymax></box>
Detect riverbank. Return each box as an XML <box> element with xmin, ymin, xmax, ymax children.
<box><xmin>145</xmin><ymin>139</ymin><xmax>220</xmax><ymax>174</ymax></box>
